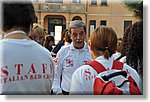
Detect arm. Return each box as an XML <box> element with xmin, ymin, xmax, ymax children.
<box><xmin>52</xmin><ymin>41</ymin><xmax>64</xmax><ymax>54</ymax></box>
<box><xmin>123</xmin><ymin>64</ymin><xmax>143</xmax><ymax>94</ymax></box>
<box><xmin>51</xmin><ymin>49</ymin><xmax>63</xmax><ymax>95</ymax></box>
<box><xmin>69</xmin><ymin>67</ymin><xmax>85</xmax><ymax>95</ymax></box>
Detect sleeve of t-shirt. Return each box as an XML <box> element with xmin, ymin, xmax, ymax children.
<box><xmin>69</xmin><ymin>68</ymin><xmax>85</xmax><ymax>95</ymax></box>
<box><xmin>123</xmin><ymin>64</ymin><xmax>143</xmax><ymax>94</ymax></box>
<box><xmin>51</xmin><ymin>49</ymin><xmax>63</xmax><ymax>94</ymax></box>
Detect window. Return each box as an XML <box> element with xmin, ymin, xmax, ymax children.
<box><xmin>49</xmin><ymin>18</ymin><xmax>63</xmax><ymax>24</ymax></box>
<box><xmin>101</xmin><ymin>0</ymin><xmax>107</xmax><ymax>6</ymax></box>
<box><xmin>45</xmin><ymin>0</ymin><xmax>63</xmax><ymax>3</ymax></box>
<box><xmin>89</xmin><ymin>20</ymin><xmax>96</xmax><ymax>36</ymax></box>
<box><xmin>100</xmin><ymin>20</ymin><xmax>107</xmax><ymax>26</ymax></box>
<box><xmin>124</xmin><ymin>20</ymin><xmax>132</xmax><ymax>31</ymax></box>
<box><xmin>91</xmin><ymin>0</ymin><xmax>97</xmax><ymax>5</ymax></box>
<box><xmin>72</xmin><ymin>0</ymin><xmax>81</xmax><ymax>3</ymax></box>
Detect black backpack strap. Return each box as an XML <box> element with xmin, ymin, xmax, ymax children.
<box><xmin>86</xmin><ymin>60</ymin><xmax>107</xmax><ymax>73</ymax></box>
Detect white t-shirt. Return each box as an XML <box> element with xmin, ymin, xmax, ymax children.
<box><xmin>52</xmin><ymin>42</ymin><xmax>92</xmax><ymax>94</ymax></box>
<box><xmin>119</xmin><ymin>56</ymin><xmax>127</xmax><ymax>63</ymax></box>
<box><xmin>0</xmin><ymin>35</ymin><xmax>2</xmax><ymax>40</ymax></box>
<box><xmin>69</xmin><ymin>56</ymin><xmax>142</xmax><ymax>95</ymax></box>
<box><xmin>112</xmin><ymin>52</ymin><xmax>121</xmax><ymax>60</ymax></box>
<box><xmin>0</xmin><ymin>38</ymin><xmax>54</xmax><ymax>95</ymax></box>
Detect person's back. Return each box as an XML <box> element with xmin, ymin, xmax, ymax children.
<box><xmin>0</xmin><ymin>39</ymin><xmax>54</xmax><ymax>94</ymax></box>
<box><xmin>0</xmin><ymin>1</ymin><xmax>54</xmax><ymax>95</ymax></box>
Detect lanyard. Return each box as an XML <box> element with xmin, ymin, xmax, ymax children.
<box><xmin>4</xmin><ymin>30</ymin><xmax>26</xmax><ymax>38</ymax></box>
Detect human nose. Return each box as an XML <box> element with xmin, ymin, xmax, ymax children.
<box><xmin>76</xmin><ymin>34</ymin><xmax>80</xmax><ymax>39</ymax></box>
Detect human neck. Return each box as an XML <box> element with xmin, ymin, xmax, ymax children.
<box><xmin>4</xmin><ymin>29</ymin><xmax>28</xmax><ymax>39</ymax></box>
<box><xmin>91</xmin><ymin>51</ymin><xmax>104</xmax><ymax>59</ymax></box>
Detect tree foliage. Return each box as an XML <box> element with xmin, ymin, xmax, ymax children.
<box><xmin>124</xmin><ymin>0</ymin><xmax>143</xmax><ymax>20</ymax></box>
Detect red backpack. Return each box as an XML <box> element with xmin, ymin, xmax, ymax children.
<box><xmin>87</xmin><ymin>60</ymin><xmax>141</xmax><ymax>95</ymax></box>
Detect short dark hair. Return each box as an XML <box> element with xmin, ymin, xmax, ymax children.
<box><xmin>2</xmin><ymin>1</ymin><xmax>36</xmax><ymax>34</ymax></box>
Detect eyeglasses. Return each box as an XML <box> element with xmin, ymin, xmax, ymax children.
<box><xmin>71</xmin><ymin>31</ymin><xmax>85</xmax><ymax>38</ymax></box>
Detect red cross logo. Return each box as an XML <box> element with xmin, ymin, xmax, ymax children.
<box><xmin>66</xmin><ymin>59</ymin><xmax>73</xmax><ymax>67</ymax></box>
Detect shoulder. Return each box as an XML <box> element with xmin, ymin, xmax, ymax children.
<box><xmin>112</xmin><ymin>52</ymin><xmax>121</xmax><ymax>60</ymax></box>
<box><xmin>33</xmin><ymin>42</ymin><xmax>53</xmax><ymax>59</ymax></box>
<box><xmin>119</xmin><ymin>56</ymin><xmax>126</xmax><ymax>63</ymax></box>
<box><xmin>57</xmin><ymin>45</ymin><xmax>71</xmax><ymax>54</ymax></box>
<box><xmin>0</xmin><ymin>39</ymin><xmax>5</xmax><ymax>44</ymax></box>
<box><xmin>84</xmin><ymin>42</ymin><xmax>90</xmax><ymax>51</ymax></box>
<box><xmin>123</xmin><ymin>63</ymin><xmax>139</xmax><ymax>75</ymax></box>
<box><xmin>55</xmin><ymin>45</ymin><xmax>71</xmax><ymax>61</ymax></box>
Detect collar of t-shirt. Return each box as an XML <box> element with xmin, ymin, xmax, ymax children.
<box><xmin>95</xmin><ymin>55</ymin><xmax>114</xmax><ymax>70</ymax></box>
<box><xmin>0</xmin><ymin>39</ymin><xmax>36</xmax><ymax>46</ymax></box>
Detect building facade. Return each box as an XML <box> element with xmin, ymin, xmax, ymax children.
<box><xmin>32</xmin><ymin>0</ymin><xmax>139</xmax><ymax>42</ymax></box>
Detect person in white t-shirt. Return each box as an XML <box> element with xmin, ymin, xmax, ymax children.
<box><xmin>0</xmin><ymin>1</ymin><xmax>54</xmax><ymax>95</ymax></box>
<box><xmin>69</xmin><ymin>26</ymin><xmax>142</xmax><ymax>95</ymax></box>
<box><xmin>51</xmin><ymin>20</ymin><xmax>92</xmax><ymax>95</ymax></box>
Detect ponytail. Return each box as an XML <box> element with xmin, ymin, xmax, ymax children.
<box><xmin>104</xmin><ymin>50</ymin><xmax>110</xmax><ymax>59</ymax></box>
<box><xmin>103</xmin><ymin>47</ymin><xmax>115</xmax><ymax>59</ymax></box>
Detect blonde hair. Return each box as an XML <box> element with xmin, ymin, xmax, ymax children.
<box><xmin>31</xmin><ymin>24</ymin><xmax>46</xmax><ymax>38</ymax></box>
<box><xmin>90</xmin><ymin>26</ymin><xmax>117</xmax><ymax>59</ymax></box>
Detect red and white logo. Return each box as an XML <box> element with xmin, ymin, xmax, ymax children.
<box><xmin>66</xmin><ymin>58</ymin><xmax>73</xmax><ymax>67</ymax></box>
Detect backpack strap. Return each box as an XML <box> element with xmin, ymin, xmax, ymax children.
<box><xmin>112</xmin><ymin>60</ymin><xmax>124</xmax><ymax>70</ymax></box>
<box><xmin>87</xmin><ymin>60</ymin><xmax>123</xmax><ymax>73</ymax></box>
<box><xmin>86</xmin><ymin>60</ymin><xmax>106</xmax><ymax>73</ymax></box>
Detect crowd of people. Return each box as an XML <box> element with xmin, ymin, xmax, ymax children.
<box><xmin>0</xmin><ymin>1</ymin><xmax>143</xmax><ymax>95</ymax></box>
